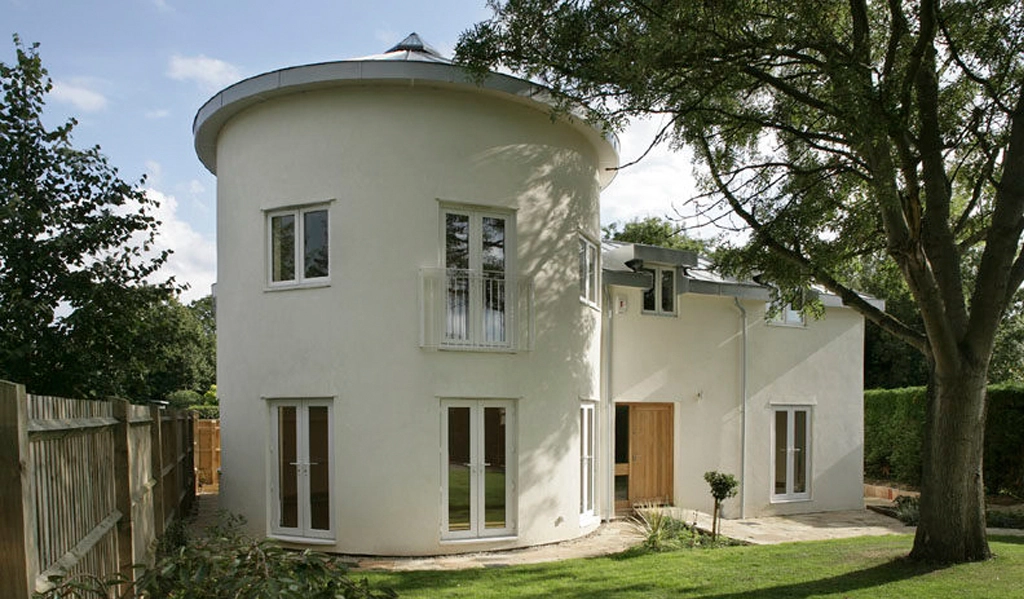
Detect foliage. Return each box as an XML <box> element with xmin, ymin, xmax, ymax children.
<box><xmin>865</xmin><ymin>385</ymin><xmax>1024</xmax><ymax>496</ymax></box>
<box><xmin>0</xmin><ymin>38</ymin><xmax>220</xmax><ymax>401</ymax></box>
<box><xmin>704</xmin><ymin>471</ymin><xmax>739</xmax><ymax>540</ymax></box>
<box><xmin>364</xmin><ymin>536</ymin><xmax>1024</xmax><ymax>598</ymax></box>
<box><xmin>167</xmin><ymin>389</ymin><xmax>202</xmax><ymax>409</ymax></box>
<box><xmin>458</xmin><ymin>0</ymin><xmax>1024</xmax><ymax>561</ymax></box>
<box><xmin>603</xmin><ymin>216</ymin><xmax>712</xmax><ymax>254</ymax></box>
<box><xmin>986</xmin><ymin>509</ymin><xmax>1024</xmax><ymax>529</ymax></box>
<box><xmin>134</xmin><ymin>513</ymin><xmax>396</xmax><ymax>599</ymax></box>
<box><xmin>894</xmin><ymin>495</ymin><xmax>921</xmax><ymax>526</ymax></box>
<box><xmin>202</xmin><ymin>383</ymin><xmax>218</xmax><ymax>405</ymax></box>
<box><xmin>630</xmin><ymin>506</ymin><xmax>737</xmax><ymax>553</ymax></box>
<box><xmin>188</xmin><ymin>404</ymin><xmax>220</xmax><ymax>419</ymax></box>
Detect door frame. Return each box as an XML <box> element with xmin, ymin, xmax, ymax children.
<box><xmin>614</xmin><ymin>402</ymin><xmax>674</xmax><ymax>512</ymax></box>
<box><xmin>268</xmin><ymin>398</ymin><xmax>334</xmax><ymax>541</ymax></box>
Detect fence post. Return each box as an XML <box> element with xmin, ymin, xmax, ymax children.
<box><xmin>149</xmin><ymin>405</ymin><xmax>165</xmax><ymax>538</ymax></box>
<box><xmin>0</xmin><ymin>381</ymin><xmax>38</xmax><ymax>599</ymax></box>
<box><xmin>112</xmin><ymin>399</ymin><xmax>135</xmax><ymax>593</ymax></box>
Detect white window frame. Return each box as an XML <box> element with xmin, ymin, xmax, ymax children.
<box><xmin>641</xmin><ymin>265</ymin><xmax>676</xmax><ymax>316</ymax></box>
<box><xmin>440</xmin><ymin>398</ymin><xmax>517</xmax><ymax>541</ymax></box>
<box><xmin>266</xmin><ymin>204</ymin><xmax>331</xmax><ymax>288</ymax></box>
<box><xmin>767</xmin><ymin>303</ymin><xmax>806</xmax><ymax>327</ymax></box>
<box><xmin>771</xmin><ymin>406</ymin><xmax>812</xmax><ymax>503</ymax></box>
<box><xmin>579</xmin><ymin>402</ymin><xmax>597</xmax><ymax>519</ymax></box>
<box><xmin>579</xmin><ymin>236</ymin><xmax>599</xmax><ymax>308</ymax></box>
<box><xmin>268</xmin><ymin>398</ymin><xmax>335</xmax><ymax>541</ymax></box>
<box><xmin>440</xmin><ymin>205</ymin><xmax>516</xmax><ymax>349</ymax></box>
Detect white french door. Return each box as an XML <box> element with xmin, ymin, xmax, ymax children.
<box><xmin>270</xmin><ymin>399</ymin><xmax>333</xmax><ymax>539</ymax></box>
<box><xmin>772</xmin><ymin>406</ymin><xmax>811</xmax><ymax>502</ymax></box>
<box><xmin>441</xmin><ymin>399</ymin><xmax>516</xmax><ymax>539</ymax></box>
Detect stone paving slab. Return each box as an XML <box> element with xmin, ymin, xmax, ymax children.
<box><xmin>184</xmin><ymin>494</ymin><xmax>1021</xmax><ymax>572</ymax></box>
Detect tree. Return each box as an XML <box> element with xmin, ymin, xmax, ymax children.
<box><xmin>0</xmin><ymin>37</ymin><xmax>180</xmax><ymax>398</ymax></box>
<box><xmin>458</xmin><ymin>0</ymin><xmax>1024</xmax><ymax>562</ymax></box>
<box><xmin>603</xmin><ymin>216</ymin><xmax>713</xmax><ymax>253</ymax></box>
<box><xmin>703</xmin><ymin>471</ymin><xmax>738</xmax><ymax>541</ymax></box>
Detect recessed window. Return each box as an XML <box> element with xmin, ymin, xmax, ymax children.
<box><xmin>580</xmin><ymin>403</ymin><xmax>596</xmax><ymax>517</ymax></box>
<box><xmin>772</xmin><ymin>406</ymin><xmax>811</xmax><ymax>502</ymax></box>
<box><xmin>442</xmin><ymin>399</ymin><xmax>516</xmax><ymax>540</ymax></box>
<box><xmin>268</xmin><ymin>205</ymin><xmax>329</xmax><ymax>286</ymax></box>
<box><xmin>269</xmin><ymin>399</ymin><xmax>333</xmax><ymax>540</ymax></box>
<box><xmin>442</xmin><ymin>206</ymin><xmax>515</xmax><ymax>348</ymax></box>
<box><xmin>641</xmin><ymin>266</ymin><xmax>675</xmax><ymax>315</ymax></box>
<box><xmin>767</xmin><ymin>303</ymin><xmax>805</xmax><ymax>327</ymax></box>
<box><xmin>579</xmin><ymin>236</ymin><xmax>599</xmax><ymax>307</ymax></box>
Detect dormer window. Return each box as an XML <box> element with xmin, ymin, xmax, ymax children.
<box><xmin>641</xmin><ymin>266</ymin><xmax>675</xmax><ymax>316</ymax></box>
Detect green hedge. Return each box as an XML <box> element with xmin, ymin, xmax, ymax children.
<box><xmin>189</xmin><ymin>404</ymin><xmax>220</xmax><ymax>419</ymax></box>
<box><xmin>864</xmin><ymin>384</ymin><xmax>1024</xmax><ymax>495</ymax></box>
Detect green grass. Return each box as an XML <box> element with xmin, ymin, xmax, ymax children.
<box><xmin>360</xmin><ymin>535</ymin><xmax>1024</xmax><ymax>598</ymax></box>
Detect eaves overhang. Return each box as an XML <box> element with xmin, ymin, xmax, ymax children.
<box><xmin>192</xmin><ymin>58</ymin><xmax>619</xmax><ymax>187</ymax></box>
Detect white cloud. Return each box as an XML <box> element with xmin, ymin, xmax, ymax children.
<box><xmin>152</xmin><ymin>0</ymin><xmax>173</xmax><ymax>12</ymax></box>
<box><xmin>374</xmin><ymin>28</ymin><xmax>399</xmax><ymax>47</ymax></box>
<box><xmin>50</xmin><ymin>79</ymin><xmax>108</xmax><ymax>112</ymax></box>
<box><xmin>144</xmin><ymin>189</ymin><xmax>217</xmax><ymax>303</ymax></box>
<box><xmin>145</xmin><ymin>160</ymin><xmax>163</xmax><ymax>186</ymax></box>
<box><xmin>601</xmin><ymin>117</ymin><xmax>698</xmax><ymax>226</ymax></box>
<box><xmin>167</xmin><ymin>54</ymin><xmax>242</xmax><ymax>92</ymax></box>
<box><xmin>145</xmin><ymin>108</ymin><xmax>170</xmax><ymax>119</ymax></box>
<box><xmin>187</xmin><ymin>179</ymin><xmax>206</xmax><ymax>195</ymax></box>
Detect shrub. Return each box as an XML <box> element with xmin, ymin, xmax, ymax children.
<box><xmin>894</xmin><ymin>495</ymin><xmax>920</xmax><ymax>526</ymax></box>
<box><xmin>864</xmin><ymin>384</ymin><xmax>1024</xmax><ymax>496</ymax></box>
<box><xmin>188</xmin><ymin>404</ymin><xmax>220</xmax><ymax>419</ymax></box>
<box><xmin>167</xmin><ymin>389</ymin><xmax>202</xmax><ymax>409</ymax></box>
<box><xmin>704</xmin><ymin>471</ymin><xmax>739</xmax><ymax>540</ymax></box>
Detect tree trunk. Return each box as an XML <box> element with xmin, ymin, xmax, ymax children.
<box><xmin>910</xmin><ymin>363</ymin><xmax>991</xmax><ymax>562</ymax></box>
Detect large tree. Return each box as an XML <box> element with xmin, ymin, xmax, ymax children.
<box><xmin>0</xmin><ymin>37</ymin><xmax>181</xmax><ymax>399</ymax></box>
<box><xmin>458</xmin><ymin>0</ymin><xmax>1024</xmax><ymax>562</ymax></box>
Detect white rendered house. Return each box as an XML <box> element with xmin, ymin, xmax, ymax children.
<box><xmin>193</xmin><ymin>34</ymin><xmax>870</xmax><ymax>555</ymax></box>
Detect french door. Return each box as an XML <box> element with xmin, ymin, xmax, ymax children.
<box><xmin>442</xmin><ymin>207</ymin><xmax>513</xmax><ymax>347</ymax></box>
<box><xmin>270</xmin><ymin>399</ymin><xmax>333</xmax><ymax>539</ymax></box>
<box><xmin>772</xmin><ymin>406</ymin><xmax>811</xmax><ymax>501</ymax></box>
<box><xmin>442</xmin><ymin>399</ymin><xmax>516</xmax><ymax>539</ymax></box>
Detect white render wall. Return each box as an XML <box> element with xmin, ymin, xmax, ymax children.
<box><xmin>606</xmin><ymin>289</ymin><xmax>864</xmax><ymax>519</ymax></box>
<box><xmin>214</xmin><ymin>83</ymin><xmax>606</xmax><ymax>555</ymax></box>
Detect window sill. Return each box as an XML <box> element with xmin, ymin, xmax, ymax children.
<box><xmin>770</xmin><ymin>496</ymin><xmax>812</xmax><ymax>504</ymax></box>
<box><xmin>440</xmin><ymin>535</ymin><xmax>518</xmax><ymax>545</ymax></box>
<box><xmin>641</xmin><ymin>311</ymin><xmax>677</xmax><ymax>318</ymax></box>
<box><xmin>269</xmin><ymin>534</ymin><xmax>336</xmax><ymax>546</ymax></box>
<box><xmin>265</xmin><ymin>280</ymin><xmax>331</xmax><ymax>292</ymax></box>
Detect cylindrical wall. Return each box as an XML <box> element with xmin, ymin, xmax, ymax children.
<box><xmin>214</xmin><ymin>82</ymin><xmax>605</xmax><ymax>554</ymax></box>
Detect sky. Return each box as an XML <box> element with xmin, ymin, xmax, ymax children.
<box><xmin>2</xmin><ymin>0</ymin><xmax>699</xmax><ymax>302</ymax></box>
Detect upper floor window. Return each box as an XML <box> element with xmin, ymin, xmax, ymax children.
<box><xmin>767</xmin><ymin>303</ymin><xmax>805</xmax><ymax>327</ymax></box>
<box><xmin>641</xmin><ymin>266</ymin><xmax>675</xmax><ymax>315</ymax></box>
<box><xmin>442</xmin><ymin>205</ymin><xmax>515</xmax><ymax>348</ymax></box>
<box><xmin>268</xmin><ymin>205</ymin><xmax>329</xmax><ymax>287</ymax></box>
<box><xmin>579</xmin><ymin>236</ymin><xmax>599</xmax><ymax>307</ymax></box>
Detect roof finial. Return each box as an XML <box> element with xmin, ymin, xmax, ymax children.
<box><xmin>386</xmin><ymin>32</ymin><xmax>443</xmax><ymax>59</ymax></box>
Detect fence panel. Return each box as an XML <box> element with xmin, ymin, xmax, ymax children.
<box><xmin>194</xmin><ymin>419</ymin><xmax>221</xmax><ymax>491</ymax></box>
<box><xmin>0</xmin><ymin>381</ymin><xmax>195</xmax><ymax>599</ymax></box>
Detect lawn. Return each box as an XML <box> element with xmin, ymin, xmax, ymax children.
<box><xmin>360</xmin><ymin>535</ymin><xmax>1024</xmax><ymax>598</ymax></box>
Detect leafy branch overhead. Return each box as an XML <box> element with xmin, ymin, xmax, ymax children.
<box><xmin>0</xmin><ymin>37</ymin><xmax>212</xmax><ymax>400</ymax></box>
<box><xmin>459</xmin><ymin>0</ymin><xmax>1024</xmax><ymax>563</ymax></box>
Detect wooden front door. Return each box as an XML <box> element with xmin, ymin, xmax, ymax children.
<box><xmin>615</xmin><ymin>403</ymin><xmax>674</xmax><ymax>510</ymax></box>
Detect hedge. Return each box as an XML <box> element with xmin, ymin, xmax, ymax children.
<box><xmin>864</xmin><ymin>384</ymin><xmax>1024</xmax><ymax>496</ymax></box>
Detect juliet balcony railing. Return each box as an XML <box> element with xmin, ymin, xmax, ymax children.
<box><xmin>419</xmin><ymin>268</ymin><xmax>534</xmax><ymax>352</ymax></box>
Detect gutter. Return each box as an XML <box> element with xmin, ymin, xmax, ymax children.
<box><xmin>734</xmin><ymin>297</ymin><xmax>748</xmax><ymax>519</ymax></box>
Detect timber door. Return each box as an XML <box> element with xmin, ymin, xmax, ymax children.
<box><xmin>615</xmin><ymin>403</ymin><xmax>674</xmax><ymax>510</ymax></box>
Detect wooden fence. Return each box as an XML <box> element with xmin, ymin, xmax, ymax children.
<box><xmin>193</xmin><ymin>419</ymin><xmax>220</xmax><ymax>492</ymax></box>
<box><xmin>0</xmin><ymin>380</ymin><xmax>195</xmax><ymax>599</ymax></box>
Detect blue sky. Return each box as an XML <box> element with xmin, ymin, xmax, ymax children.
<box><xmin>2</xmin><ymin>0</ymin><xmax>697</xmax><ymax>301</ymax></box>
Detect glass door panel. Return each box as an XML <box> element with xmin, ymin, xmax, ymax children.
<box><xmin>447</xmin><ymin>407</ymin><xmax>472</xmax><ymax>532</ymax></box>
<box><xmin>278</xmin><ymin>406</ymin><xmax>299</xmax><ymax>529</ymax></box>
<box><xmin>307</xmin><ymin>406</ymin><xmax>331</xmax><ymax>531</ymax></box>
<box><xmin>483</xmin><ymin>407</ymin><xmax>507</xmax><ymax>529</ymax></box>
<box><xmin>774</xmin><ymin>410</ymin><xmax>788</xmax><ymax>495</ymax></box>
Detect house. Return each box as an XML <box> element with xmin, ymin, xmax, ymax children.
<box><xmin>192</xmin><ymin>33</ymin><xmax>870</xmax><ymax>556</ymax></box>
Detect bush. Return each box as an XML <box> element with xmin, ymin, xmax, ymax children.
<box><xmin>894</xmin><ymin>495</ymin><xmax>920</xmax><ymax>526</ymax></box>
<box><xmin>864</xmin><ymin>384</ymin><xmax>1024</xmax><ymax>496</ymax></box>
<box><xmin>188</xmin><ymin>404</ymin><xmax>220</xmax><ymax>419</ymax></box>
<box><xmin>986</xmin><ymin>509</ymin><xmax>1024</xmax><ymax>529</ymax></box>
<box><xmin>167</xmin><ymin>389</ymin><xmax>202</xmax><ymax>409</ymax></box>
<box><xmin>35</xmin><ymin>514</ymin><xmax>396</xmax><ymax>599</ymax></box>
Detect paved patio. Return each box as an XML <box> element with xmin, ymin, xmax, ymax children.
<box><xmin>186</xmin><ymin>493</ymin><xmax>1020</xmax><ymax>571</ymax></box>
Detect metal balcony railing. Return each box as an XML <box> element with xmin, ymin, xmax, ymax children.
<box><xmin>419</xmin><ymin>268</ymin><xmax>534</xmax><ymax>351</ymax></box>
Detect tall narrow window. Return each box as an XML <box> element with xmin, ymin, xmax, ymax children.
<box><xmin>268</xmin><ymin>205</ymin><xmax>330</xmax><ymax>286</ymax></box>
<box><xmin>772</xmin><ymin>407</ymin><xmax>811</xmax><ymax>502</ymax></box>
<box><xmin>579</xmin><ymin>236</ymin><xmax>599</xmax><ymax>307</ymax></box>
<box><xmin>580</xmin><ymin>403</ymin><xmax>596</xmax><ymax>517</ymax></box>
<box><xmin>270</xmin><ymin>399</ymin><xmax>333</xmax><ymax>539</ymax></box>
<box><xmin>442</xmin><ymin>206</ymin><xmax>514</xmax><ymax>348</ymax></box>
<box><xmin>641</xmin><ymin>266</ymin><xmax>675</xmax><ymax>315</ymax></box>
<box><xmin>442</xmin><ymin>399</ymin><xmax>516</xmax><ymax>539</ymax></box>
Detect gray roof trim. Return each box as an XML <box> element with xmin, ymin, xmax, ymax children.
<box><xmin>603</xmin><ymin>270</ymin><xmax>653</xmax><ymax>289</ymax></box>
<box><xmin>679</xmin><ymin>276</ymin><xmax>772</xmax><ymax>300</ymax></box>
<box><xmin>192</xmin><ymin>59</ymin><xmax>619</xmax><ymax>185</ymax></box>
